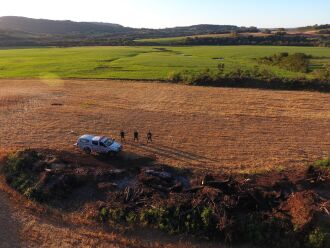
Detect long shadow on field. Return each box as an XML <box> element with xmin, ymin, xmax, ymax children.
<box><xmin>155</xmin><ymin>144</ymin><xmax>213</xmax><ymax>161</ymax></box>
<box><xmin>135</xmin><ymin>143</ymin><xmax>217</xmax><ymax>164</ymax></box>
<box><xmin>46</xmin><ymin>149</ymin><xmax>155</xmax><ymax>171</ymax></box>
<box><xmin>95</xmin><ymin>151</ymin><xmax>156</xmax><ymax>170</ymax></box>
<box><xmin>133</xmin><ymin>144</ymin><xmax>190</xmax><ymax>164</ymax></box>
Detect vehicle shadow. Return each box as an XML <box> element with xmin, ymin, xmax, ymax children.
<box><xmin>95</xmin><ymin>150</ymin><xmax>156</xmax><ymax>170</ymax></box>
<box><xmin>42</xmin><ymin>148</ymin><xmax>156</xmax><ymax>170</ymax></box>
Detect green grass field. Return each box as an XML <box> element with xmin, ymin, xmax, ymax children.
<box><xmin>134</xmin><ymin>33</ymin><xmax>238</xmax><ymax>45</ymax></box>
<box><xmin>0</xmin><ymin>46</ymin><xmax>329</xmax><ymax>80</ymax></box>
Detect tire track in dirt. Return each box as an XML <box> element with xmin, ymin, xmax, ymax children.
<box><xmin>0</xmin><ymin>191</ymin><xmax>20</xmax><ymax>248</ymax></box>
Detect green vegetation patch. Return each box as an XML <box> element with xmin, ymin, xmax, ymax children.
<box><xmin>168</xmin><ymin>62</ymin><xmax>330</xmax><ymax>92</ymax></box>
<box><xmin>313</xmin><ymin>158</ymin><xmax>330</xmax><ymax>169</ymax></box>
<box><xmin>0</xmin><ymin>46</ymin><xmax>329</xmax><ymax>81</ymax></box>
<box><xmin>257</xmin><ymin>52</ymin><xmax>311</xmax><ymax>73</ymax></box>
<box><xmin>2</xmin><ymin>150</ymin><xmax>79</xmax><ymax>202</ymax></box>
<box><xmin>3</xmin><ymin>150</ymin><xmax>42</xmax><ymax>200</ymax></box>
<box><xmin>98</xmin><ymin>203</ymin><xmax>330</xmax><ymax>247</ymax></box>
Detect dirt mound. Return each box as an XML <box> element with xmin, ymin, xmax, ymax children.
<box><xmin>282</xmin><ymin>191</ymin><xmax>318</xmax><ymax>229</ymax></box>
<box><xmin>3</xmin><ymin>149</ymin><xmax>330</xmax><ymax>247</ymax></box>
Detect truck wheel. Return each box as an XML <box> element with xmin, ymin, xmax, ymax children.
<box><xmin>84</xmin><ymin>147</ymin><xmax>91</xmax><ymax>154</ymax></box>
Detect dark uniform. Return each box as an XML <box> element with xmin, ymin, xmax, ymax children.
<box><xmin>147</xmin><ymin>130</ymin><xmax>153</xmax><ymax>143</ymax></box>
<box><xmin>120</xmin><ymin>130</ymin><xmax>125</xmax><ymax>142</ymax></box>
<box><xmin>134</xmin><ymin>130</ymin><xmax>139</xmax><ymax>142</ymax></box>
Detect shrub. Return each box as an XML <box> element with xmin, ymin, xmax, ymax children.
<box><xmin>313</xmin><ymin>65</ymin><xmax>330</xmax><ymax>82</ymax></box>
<box><xmin>188</xmin><ymin>68</ymin><xmax>216</xmax><ymax>85</ymax></box>
<box><xmin>200</xmin><ymin>207</ymin><xmax>214</xmax><ymax>230</ymax></box>
<box><xmin>258</xmin><ymin>52</ymin><xmax>311</xmax><ymax>73</ymax></box>
<box><xmin>127</xmin><ymin>205</ymin><xmax>217</xmax><ymax>236</ymax></box>
<box><xmin>126</xmin><ymin>211</ymin><xmax>137</xmax><ymax>223</ymax></box>
<box><xmin>99</xmin><ymin>207</ymin><xmax>109</xmax><ymax>223</ymax></box>
<box><xmin>236</xmin><ymin>213</ymin><xmax>301</xmax><ymax>248</ymax></box>
<box><xmin>217</xmin><ymin>63</ymin><xmax>225</xmax><ymax>75</ymax></box>
<box><xmin>313</xmin><ymin>158</ymin><xmax>330</xmax><ymax>169</ymax></box>
<box><xmin>168</xmin><ymin>71</ymin><xmax>183</xmax><ymax>83</ymax></box>
<box><xmin>108</xmin><ymin>208</ymin><xmax>125</xmax><ymax>222</ymax></box>
<box><xmin>308</xmin><ymin>228</ymin><xmax>329</xmax><ymax>248</ymax></box>
<box><xmin>3</xmin><ymin>151</ymin><xmax>40</xmax><ymax>199</ymax></box>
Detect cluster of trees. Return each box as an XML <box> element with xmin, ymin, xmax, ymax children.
<box><xmin>0</xmin><ymin>32</ymin><xmax>136</xmax><ymax>47</ymax></box>
<box><xmin>179</xmin><ymin>35</ymin><xmax>330</xmax><ymax>47</ymax></box>
<box><xmin>313</xmin><ymin>24</ymin><xmax>330</xmax><ymax>30</ymax></box>
<box><xmin>319</xmin><ymin>29</ymin><xmax>330</xmax><ymax>34</ymax></box>
<box><xmin>257</xmin><ymin>53</ymin><xmax>311</xmax><ymax>73</ymax></box>
<box><xmin>298</xmin><ymin>24</ymin><xmax>330</xmax><ymax>31</ymax></box>
<box><xmin>168</xmin><ymin>63</ymin><xmax>330</xmax><ymax>92</ymax></box>
<box><xmin>314</xmin><ymin>64</ymin><xmax>330</xmax><ymax>81</ymax></box>
<box><xmin>1</xmin><ymin>30</ymin><xmax>329</xmax><ymax>48</ymax></box>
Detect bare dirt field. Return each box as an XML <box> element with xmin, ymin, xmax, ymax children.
<box><xmin>0</xmin><ymin>79</ymin><xmax>329</xmax><ymax>173</ymax></box>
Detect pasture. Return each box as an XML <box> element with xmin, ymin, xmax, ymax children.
<box><xmin>0</xmin><ymin>46</ymin><xmax>329</xmax><ymax>80</ymax></box>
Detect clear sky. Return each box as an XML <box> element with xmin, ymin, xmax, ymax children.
<box><xmin>0</xmin><ymin>0</ymin><xmax>329</xmax><ymax>28</ymax></box>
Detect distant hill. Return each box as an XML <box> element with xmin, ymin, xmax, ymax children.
<box><xmin>0</xmin><ymin>16</ymin><xmax>252</xmax><ymax>46</ymax></box>
<box><xmin>0</xmin><ymin>16</ymin><xmax>327</xmax><ymax>47</ymax></box>
<box><xmin>0</xmin><ymin>16</ymin><xmax>133</xmax><ymax>35</ymax></box>
<box><xmin>0</xmin><ymin>16</ymin><xmax>244</xmax><ymax>36</ymax></box>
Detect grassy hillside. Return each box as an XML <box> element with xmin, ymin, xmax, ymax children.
<box><xmin>0</xmin><ymin>46</ymin><xmax>329</xmax><ymax>80</ymax></box>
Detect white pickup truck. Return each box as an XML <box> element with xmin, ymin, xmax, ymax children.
<box><xmin>75</xmin><ymin>135</ymin><xmax>122</xmax><ymax>155</ymax></box>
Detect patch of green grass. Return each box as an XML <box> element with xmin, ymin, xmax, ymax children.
<box><xmin>134</xmin><ymin>34</ymin><xmax>233</xmax><ymax>44</ymax></box>
<box><xmin>314</xmin><ymin>158</ymin><xmax>330</xmax><ymax>169</ymax></box>
<box><xmin>0</xmin><ymin>46</ymin><xmax>329</xmax><ymax>80</ymax></box>
<box><xmin>308</xmin><ymin>228</ymin><xmax>330</xmax><ymax>248</ymax></box>
<box><xmin>135</xmin><ymin>37</ymin><xmax>187</xmax><ymax>44</ymax></box>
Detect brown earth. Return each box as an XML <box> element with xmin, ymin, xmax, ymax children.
<box><xmin>0</xmin><ymin>151</ymin><xmax>228</xmax><ymax>248</ymax></box>
<box><xmin>1</xmin><ymin>148</ymin><xmax>330</xmax><ymax>248</ymax></box>
<box><xmin>0</xmin><ymin>79</ymin><xmax>330</xmax><ymax>247</ymax></box>
<box><xmin>0</xmin><ymin>191</ymin><xmax>21</xmax><ymax>248</ymax></box>
<box><xmin>0</xmin><ymin>79</ymin><xmax>329</xmax><ymax>173</ymax></box>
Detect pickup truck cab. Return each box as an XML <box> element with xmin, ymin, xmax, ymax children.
<box><xmin>76</xmin><ymin>135</ymin><xmax>122</xmax><ymax>155</ymax></box>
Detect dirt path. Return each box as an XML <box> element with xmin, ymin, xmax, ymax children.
<box><xmin>0</xmin><ymin>191</ymin><xmax>20</xmax><ymax>248</ymax></box>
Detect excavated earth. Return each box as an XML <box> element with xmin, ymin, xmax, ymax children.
<box><xmin>2</xmin><ymin>148</ymin><xmax>330</xmax><ymax>246</ymax></box>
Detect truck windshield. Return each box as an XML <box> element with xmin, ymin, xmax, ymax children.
<box><xmin>103</xmin><ymin>138</ymin><xmax>114</xmax><ymax>147</ymax></box>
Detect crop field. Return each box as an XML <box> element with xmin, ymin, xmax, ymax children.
<box><xmin>0</xmin><ymin>46</ymin><xmax>329</xmax><ymax>80</ymax></box>
<box><xmin>0</xmin><ymin>79</ymin><xmax>329</xmax><ymax>173</ymax></box>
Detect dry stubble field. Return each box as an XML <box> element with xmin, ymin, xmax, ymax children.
<box><xmin>0</xmin><ymin>79</ymin><xmax>329</xmax><ymax>173</ymax></box>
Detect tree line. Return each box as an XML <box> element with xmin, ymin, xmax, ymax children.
<box><xmin>176</xmin><ymin>35</ymin><xmax>330</xmax><ymax>47</ymax></box>
<box><xmin>168</xmin><ymin>61</ymin><xmax>330</xmax><ymax>92</ymax></box>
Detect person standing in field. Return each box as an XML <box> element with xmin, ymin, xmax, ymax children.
<box><xmin>120</xmin><ymin>130</ymin><xmax>125</xmax><ymax>142</ymax></box>
<box><xmin>147</xmin><ymin>130</ymin><xmax>153</xmax><ymax>143</ymax></box>
<box><xmin>134</xmin><ymin>130</ymin><xmax>139</xmax><ymax>142</ymax></box>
